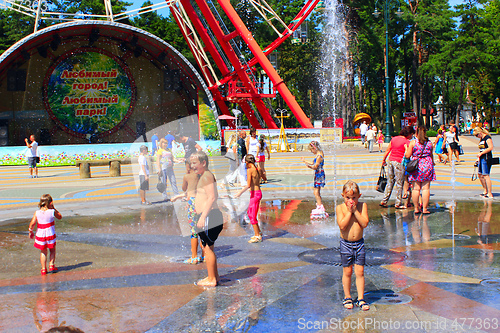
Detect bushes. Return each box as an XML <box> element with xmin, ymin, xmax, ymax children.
<box><xmin>426</xmin><ymin>130</ymin><xmax>438</xmax><ymax>137</ymax></box>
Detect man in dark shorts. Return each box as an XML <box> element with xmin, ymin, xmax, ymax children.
<box><xmin>25</xmin><ymin>134</ymin><xmax>39</xmax><ymax>178</ymax></box>
<box><xmin>190</xmin><ymin>150</ymin><xmax>223</xmax><ymax>287</ymax></box>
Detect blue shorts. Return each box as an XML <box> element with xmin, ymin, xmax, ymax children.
<box><xmin>340</xmin><ymin>238</ymin><xmax>366</xmax><ymax>267</ymax></box>
<box><xmin>478</xmin><ymin>158</ymin><xmax>491</xmax><ymax>176</ymax></box>
<box><xmin>28</xmin><ymin>157</ymin><xmax>37</xmax><ymax>168</ymax></box>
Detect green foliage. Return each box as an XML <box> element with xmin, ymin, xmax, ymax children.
<box><xmin>1</xmin><ymin>0</ymin><xmax>500</xmax><ymax>129</ymax></box>
<box><xmin>426</xmin><ymin>130</ymin><xmax>437</xmax><ymax>137</ymax></box>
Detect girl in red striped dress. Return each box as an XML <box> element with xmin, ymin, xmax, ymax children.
<box><xmin>28</xmin><ymin>194</ymin><xmax>62</xmax><ymax>275</ymax></box>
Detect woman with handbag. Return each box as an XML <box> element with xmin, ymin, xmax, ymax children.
<box><xmin>443</xmin><ymin>125</ymin><xmax>460</xmax><ymax>164</ymax></box>
<box><xmin>405</xmin><ymin>126</ymin><xmax>436</xmax><ymax>214</ymax></box>
<box><xmin>473</xmin><ymin>127</ymin><xmax>494</xmax><ymax>199</ymax></box>
<box><xmin>223</xmin><ymin>133</ymin><xmax>241</xmax><ymax>186</ymax></box>
<box><xmin>380</xmin><ymin>126</ymin><xmax>414</xmax><ymax>209</ymax></box>
<box><xmin>156</xmin><ymin>139</ymin><xmax>179</xmax><ymax>200</ymax></box>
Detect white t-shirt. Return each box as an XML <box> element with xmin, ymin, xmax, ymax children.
<box><xmin>444</xmin><ymin>131</ymin><xmax>455</xmax><ymax>144</ymax></box>
<box><xmin>360</xmin><ymin>123</ymin><xmax>368</xmax><ymax>135</ymax></box>
<box><xmin>248</xmin><ymin>137</ymin><xmax>259</xmax><ymax>156</ymax></box>
<box><xmin>365</xmin><ymin>129</ymin><xmax>376</xmax><ymax>141</ymax></box>
<box><xmin>138</xmin><ymin>155</ymin><xmax>149</xmax><ymax>176</ymax></box>
<box><xmin>28</xmin><ymin>141</ymin><xmax>38</xmax><ymax>157</ymax></box>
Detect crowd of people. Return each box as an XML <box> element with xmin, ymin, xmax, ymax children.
<box><xmin>379</xmin><ymin>122</ymin><xmax>496</xmax><ymax>213</ymax></box>
<box><xmin>359</xmin><ymin>121</ymin><xmax>384</xmax><ymax>153</ymax></box>
<box><xmin>25</xmin><ymin>122</ymin><xmax>495</xmax><ymax>300</ymax></box>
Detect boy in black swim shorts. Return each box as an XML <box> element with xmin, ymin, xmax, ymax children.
<box><xmin>195</xmin><ymin>210</ymin><xmax>223</xmax><ymax>247</ymax></box>
<box><xmin>190</xmin><ymin>151</ymin><xmax>223</xmax><ymax>287</ymax></box>
<box><xmin>336</xmin><ymin>181</ymin><xmax>370</xmax><ymax>311</ymax></box>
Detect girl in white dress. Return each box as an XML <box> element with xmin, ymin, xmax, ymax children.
<box><xmin>28</xmin><ymin>194</ymin><xmax>62</xmax><ymax>275</ymax></box>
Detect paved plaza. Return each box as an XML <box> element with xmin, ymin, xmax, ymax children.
<box><xmin>0</xmin><ymin>136</ymin><xmax>499</xmax><ymax>332</ymax></box>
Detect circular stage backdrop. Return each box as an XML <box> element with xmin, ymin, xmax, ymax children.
<box><xmin>43</xmin><ymin>48</ymin><xmax>136</xmax><ymax>137</ymax></box>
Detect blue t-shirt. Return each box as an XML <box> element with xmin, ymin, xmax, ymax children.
<box><xmin>151</xmin><ymin>134</ymin><xmax>159</xmax><ymax>151</ymax></box>
<box><xmin>165</xmin><ymin>134</ymin><xmax>175</xmax><ymax>149</ymax></box>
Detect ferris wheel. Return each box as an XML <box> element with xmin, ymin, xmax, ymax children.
<box><xmin>0</xmin><ymin>0</ymin><xmax>320</xmax><ymax>129</ymax></box>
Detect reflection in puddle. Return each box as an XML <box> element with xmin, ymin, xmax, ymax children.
<box><xmin>1</xmin><ymin>200</ymin><xmax>498</xmax><ymax>246</ymax></box>
<box><xmin>0</xmin><ymin>199</ymin><xmax>498</xmax><ymax>332</ymax></box>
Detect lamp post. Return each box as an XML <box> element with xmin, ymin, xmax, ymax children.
<box><xmin>232</xmin><ymin>108</ymin><xmax>241</xmax><ymax>133</ymax></box>
<box><xmin>433</xmin><ymin>95</ymin><xmax>445</xmax><ymax>126</ymax></box>
<box><xmin>373</xmin><ymin>1</ymin><xmax>403</xmax><ymax>143</ymax></box>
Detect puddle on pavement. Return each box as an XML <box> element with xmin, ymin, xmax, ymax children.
<box><xmin>0</xmin><ymin>199</ymin><xmax>498</xmax><ymax>333</ymax></box>
<box><xmin>1</xmin><ymin>199</ymin><xmax>497</xmax><ymax>246</ymax></box>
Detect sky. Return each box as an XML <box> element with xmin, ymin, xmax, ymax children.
<box><xmin>127</xmin><ymin>0</ymin><xmax>170</xmax><ymax>17</ymax></box>
<box><xmin>125</xmin><ymin>0</ymin><xmax>469</xmax><ymax>19</ymax></box>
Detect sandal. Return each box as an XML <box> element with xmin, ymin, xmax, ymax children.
<box><xmin>343</xmin><ymin>297</ymin><xmax>353</xmax><ymax>309</ymax></box>
<box><xmin>183</xmin><ymin>257</ymin><xmax>199</xmax><ymax>264</ymax></box>
<box><xmin>379</xmin><ymin>202</ymin><xmax>388</xmax><ymax>208</ymax></box>
<box><xmin>49</xmin><ymin>265</ymin><xmax>58</xmax><ymax>273</ymax></box>
<box><xmin>395</xmin><ymin>205</ymin><xmax>407</xmax><ymax>209</ymax></box>
<box><xmin>198</xmin><ymin>256</ymin><xmax>204</xmax><ymax>263</ymax></box>
<box><xmin>356</xmin><ymin>299</ymin><xmax>370</xmax><ymax>311</ymax></box>
<box><xmin>41</xmin><ymin>269</ymin><xmax>47</xmax><ymax>276</ymax></box>
<box><xmin>248</xmin><ymin>235</ymin><xmax>263</xmax><ymax>243</ymax></box>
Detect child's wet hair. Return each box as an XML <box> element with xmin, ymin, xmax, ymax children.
<box><xmin>191</xmin><ymin>150</ymin><xmax>209</xmax><ymax>167</ymax></box>
<box><xmin>342</xmin><ymin>180</ymin><xmax>360</xmax><ymax>195</ymax></box>
<box><xmin>245</xmin><ymin>154</ymin><xmax>256</xmax><ymax>164</ymax></box>
<box><xmin>309</xmin><ymin>140</ymin><xmax>322</xmax><ymax>151</ymax></box>
<box><xmin>38</xmin><ymin>194</ymin><xmax>53</xmax><ymax>209</ymax></box>
<box><xmin>140</xmin><ymin>145</ymin><xmax>148</xmax><ymax>153</ymax></box>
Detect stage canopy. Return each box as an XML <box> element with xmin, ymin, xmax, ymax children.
<box><xmin>0</xmin><ymin>20</ymin><xmax>219</xmax><ymax>146</ymax></box>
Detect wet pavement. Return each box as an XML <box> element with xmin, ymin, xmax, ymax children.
<box><xmin>0</xmin><ymin>138</ymin><xmax>499</xmax><ymax>332</ymax></box>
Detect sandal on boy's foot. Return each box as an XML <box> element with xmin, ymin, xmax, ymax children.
<box><xmin>356</xmin><ymin>299</ymin><xmax>370</xmax><ymax>311</ymax></box>
<box><xmin>342</xmin><ymin>297</ymin><xmax>353</xmax><ymax>309</ymax></box>
<box><xmin>49</xmin><ymin>265</ymin><xmax>58</xmax><ymax>272</ymax></box>
<box><xmin>198</xmin><ymin>256</ymin><xmax>204</xmax><ymax>263</ymax></box>
<box><xmin>379</xmin><ymin>202</ymin><xmax>388</xmax><ymax>208</ymax></box>
<box><xmin>183</xmin><ymin>257</ymin><xmax>199</xmax><ymax>264</ymax></box>
<box><xmin>395</xmin><ymin>205</ymin><xmax>407</xmax><ymax>209</ymax></box>
<box><xmin>248</xmin><ymin>235</ymin><xmax>262</xmax><ymax>243</ymax></box>
<box><xmin>41</xmin><ymin>269</ymin><xmax>47</xmax><ymax>276</ymax></box>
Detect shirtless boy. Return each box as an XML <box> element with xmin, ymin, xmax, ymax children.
<box><xmin>336</xmin><ymin>180</ymin><xmax>370</xmax><ymax>311</ymax></box>
<box><xmin>171</xmin><ymin>160</ymin><xmax>202</xmax><ymax>264</ymax></box>
<box><xmin>190</xmin><ymin>151</ymin><xmax>223</xmax><ymax>286</ymax></box>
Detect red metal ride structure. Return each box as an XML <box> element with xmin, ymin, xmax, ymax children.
<box><xmin>170</xmin><ymin>0</ymin><xmax>320</xmax><ymax>129</ymax></box>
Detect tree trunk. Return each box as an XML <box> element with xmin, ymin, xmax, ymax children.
<box><xmin>368</xmin><ymin>87</ymin><xmax>373</xmax><ymax>118</ymax></box>
<box><xmin>458</xmin><ymin>78</ymin><xmax>465</xmax><ymax>126</ymax></box>
<box><xmin>412</xmin><ymin>30</ymin><xmax>420</xmax><ymax>120</ymax></box>
<box><xmin>358</xmin><ymin>65</ymin><xmax>363</xmax><ymax>113</ymax></box>
<box><xmin>405</xmin><ymin>45</ymin><xmax>410</xmax><ymax>112</ymax></box>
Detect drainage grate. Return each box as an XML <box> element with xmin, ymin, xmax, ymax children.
<box><xmin>298</xmin><ymin>248</ymin><xmax>407</xmax><ymax>267</ymax></box>
<box><xmin>365</xmin><ymin>291</ymin><xmax>413</xmax><ymax>305</ymax></box>
<box><xmin>480</xmin><ymin>278</ymin><xmax>500</xmax><ymax>289</ymax></box>
<box><xmin>442</xmin><ymin>234</ymin><xmax>471</xmax><ymax>240</ymax></box>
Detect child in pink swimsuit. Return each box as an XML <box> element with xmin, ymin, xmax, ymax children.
<box><xmin>28</xmin><ymin>194</ymin><xmax>62</xmax><ymax>275</ymax></box>
<box><xmin>234</xmin><ymin>154</ymin><xmax>263</xmax><ymax>243</ymax></box>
